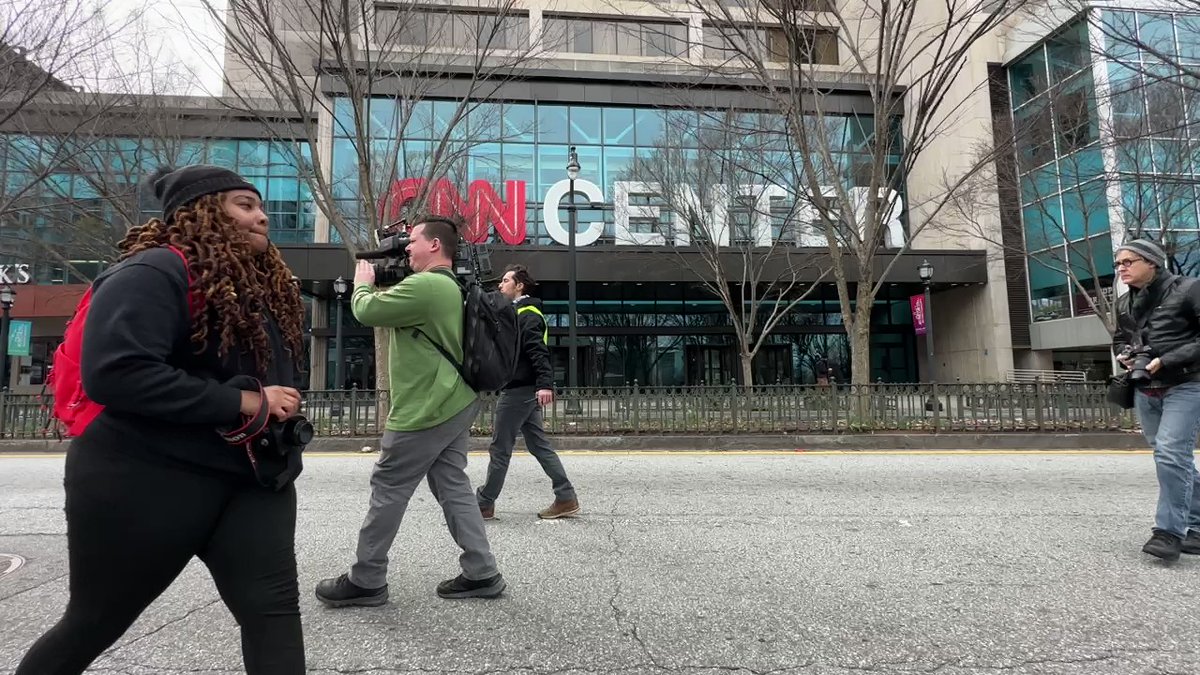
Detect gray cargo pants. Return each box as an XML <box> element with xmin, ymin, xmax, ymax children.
<box><xmin>349</xmin><ymin>401</ymin><xmax>497</xmax><ymax>588</ymax></box>
<box><xmin>476</xmin><ymin>386</ymin><xmax>576</xmax><ymax>506</ymax></box>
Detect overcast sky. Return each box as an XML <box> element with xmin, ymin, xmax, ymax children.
<box><xmin>103</xmin><ymin>0</ymin><xmax>227</xmax><ymax>95</ymax></box>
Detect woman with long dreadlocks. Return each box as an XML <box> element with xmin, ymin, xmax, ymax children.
<box><xmin>16</xmin><ymin>165</ymin><xmax>309</xmax><ymax>674</ymax></box>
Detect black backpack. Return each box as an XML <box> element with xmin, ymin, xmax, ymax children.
<box><xmin>414</xmin><ymin>269</ymin><xmax>520</xmax><ymax>392</ymax></box>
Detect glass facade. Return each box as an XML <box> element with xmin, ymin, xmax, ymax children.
<box><xmin>1008</xmin><ymin>12</ymin><xmax>1200</xmax><ymax>323</ymax></box>
<box><xmin>330</xmin><ymin>98</ymin><xmax>901</xmax><ymax>247</ymax></box>
<box><xmin>326</xmin><ymin>97</ymin><xmax>915</xmax><ymax>386</ymax></box>
<box><xmin>0</xmin><ymin>135</ymin><xmax>316</xmax><ymax>283</ymax></box>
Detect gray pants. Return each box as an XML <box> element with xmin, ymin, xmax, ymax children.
<box><xmin>477</xmin><ymin>386</ymin><xmax>576</xmax><ymax>506</ymax></box>
<box><xmin>349</xmin><ymin>401</ymin><xmax>497</xmax><ymax>589</ymax></box>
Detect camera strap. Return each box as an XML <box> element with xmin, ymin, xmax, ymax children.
<box><xmin>217</xmin><ymin>376</ymin><xmax>271</xmax><ymax>445</ymax></box>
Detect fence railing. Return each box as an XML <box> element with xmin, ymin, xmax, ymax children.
<box><xmin>0</xmin><ymin>383</ymin><xmax>1138</xmax><ymax>440</ymax></box>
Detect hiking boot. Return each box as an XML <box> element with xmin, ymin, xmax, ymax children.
<box><xmin>1142</xmin><ymin>532</ymin><xmax>1182</xmax><ymax>562</ymax></box>
<box><xmin>538</xmin><ymin>498</ymin><xmax>581</xmax><ymax>520</ymax></box>
<box><xmin>315</xmin><ymin>573</ymin><xmax>388</xmax><ymax>608</ymax></box>
<box><xmin>436</xmin><ymin>573</ymin><xmax>506</xmax><ymax>599</ymax></box>
<box><xmin>1183</xmin><ymin>531</ymin><xmax>1200</xmax><ymax>555</ymax></box>
<box><xmin>480</xmin><ymin>503</ymin><xmax>495</xmax><ymax>521</ymax></box>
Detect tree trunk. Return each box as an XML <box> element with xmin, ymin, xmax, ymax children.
<box><xmin>850</xmin><ymin>284</ymin><xmax>875</xmax><ymax>385</ymax></box>
<box><xmin>373</xmin><ymin>326</ymin><xmax>390</xmax><ymax>428</ymax></box>
<box><xmin>740</xmin><ymin>351</ymin><xmax>754</xmax><ymax>392</ymax></box>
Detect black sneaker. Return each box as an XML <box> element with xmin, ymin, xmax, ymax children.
<box><xmin>315</xmin><ymin>573</ymin><xmax>388</xmax><ymax>607</ymax></box>
<box><xmin>1183</xmin><ymin>531</ymin><xmax>1200</xmax><ymax>555</ymax></box>
<box><xmin>1143</xmin><ymin>532</ymin><xmax>1182</xmax><ymax>561</ymax></box>
<box><xmin>436</xmin><ymin>573</ymin><xmax>506</xmax><ymax>599</ymax></box>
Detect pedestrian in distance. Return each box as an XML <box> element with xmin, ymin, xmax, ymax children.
<box><xmin>477</xmin><ymin>264</ymin><xmax>580</xmax><ymax>520</ymax></box>
<box><xmin>315</xmin><ymin>215</ymin><xmax>505</xmax><ymax>608</ymax></box>
<box><xmin>1112</xmin><ymin>238</ymin><xmax>1200</xmax><ymax>562</ymax></box>
<box><xmin>16</xmin><ymin>164</ymin><xmax>309</xmax><ymax>675</ymax></box>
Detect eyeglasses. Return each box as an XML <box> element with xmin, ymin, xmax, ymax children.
<box><xmin>1113</xmin><ymin>257</ymin><xmax>1145</xmax><ymax>269</ymax></box>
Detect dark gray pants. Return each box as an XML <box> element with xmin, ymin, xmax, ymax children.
<box><xmin>349</xmin><ymin>401</ymin><xmax>497</xmax><ymax>589</ymax></box>
<box><xmin>477</xmin><ymin>386</ymin><xmax>576</xmax><ymax>506</ymax></box>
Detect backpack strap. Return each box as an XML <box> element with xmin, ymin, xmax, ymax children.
<box><xmin>412</xmin><ymin>268</ymin><xmax>467</xmax><ymax>381</ymax></box>
<box><xmin>164</xmin><ymin>245</ymin><xmax>204</xmax><ymax>318</ymax></box>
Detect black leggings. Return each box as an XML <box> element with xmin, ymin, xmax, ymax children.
<box><xmin>15</xmin><ymin>438</ymin><xmax>306</xmax><ymax>675</ymax></box>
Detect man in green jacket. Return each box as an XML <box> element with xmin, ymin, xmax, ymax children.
<box><xmin>315</xmin><ymin>215</ymin><xmax>505</xmax><ymax>606</ymax></box>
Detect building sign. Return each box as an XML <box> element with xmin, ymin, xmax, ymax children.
<box><xmin>380</xmin><ymin>179</ymin><xmax>906</xmax><ymax>249</ymax></box>
<box><xmin>910</xmin><ymin>294</ymin><xmax>927</xmax><ymax>336</ymax></box>
<box><xmin>0</xmin><ymin>264</ymin><xmax>32</xmax><ymax>284</ymax></box>
<box><xmin>7</xmin><ymin>320</ymin><xmax>31</xmax><ymax>357</ymax></box>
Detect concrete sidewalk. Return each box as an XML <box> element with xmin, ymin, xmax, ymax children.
<box><xmin>0</xmin><ymin>431</ymin><xmax>1149</xmax><ymax>454</ymax></box>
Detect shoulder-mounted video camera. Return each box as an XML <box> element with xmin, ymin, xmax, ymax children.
<box><xmin>354</xmin><ymin>217</ymin><xmax>494</xmax><ymax>287</ymax></box>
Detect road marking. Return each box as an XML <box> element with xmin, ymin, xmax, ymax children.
<box><xmin>0</xmin><ymin>449</ymin><xmax>1152</xmax><ymax>459</ymax></box>
<box><xmin>0</xmin><ymin>554</ymin><xmax>26</xmax><ymax>580</ymax></box>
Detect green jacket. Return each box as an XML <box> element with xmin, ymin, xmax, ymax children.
<box><xmin>352</xmin><ymin>269</ymin><xmax>477</xmax><ymax>431</ymax></box>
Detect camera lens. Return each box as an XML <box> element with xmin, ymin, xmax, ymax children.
<box><xmin>283</xmin><ymin>417</ymin><xmax>315</xmax><ymax>446</ymax></box>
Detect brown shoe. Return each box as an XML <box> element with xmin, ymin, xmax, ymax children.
<box><xmin>538</xmin><ymin>498</ymin><xmax>580</xmax><ymax>520</ymax></box>
<box><xmin>480</xmin><ymin>504</ymin><xmax>495</xmax><ymax>521</ymax></box>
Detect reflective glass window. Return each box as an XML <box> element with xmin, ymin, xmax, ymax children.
<box><xmin>1061</xmin><ymin>180</ymin><xmax>1109</xmax><ymax>240</ymax></box>
<box><xmin>538</xmin><ymin>105</ymin><xmax>569</xmax><ymax>144</ymax></box>
<box><xmin>1009</xmin><ymin>46</ymin><xmax>1048</xmax><ymax>108</ymax></box>
<box><xmin>1023</xmin><ymin>197</ymin><xmax>1064</xmax><ymax>250</ymax></box>
<box><xmin>569</xmin><ymin>106</ymin><xmax>602</xmax><ymax>145</ymax></box>
<box><xmin>603</xmin><ymin>107</ymin><xmax>635</xmax><ymax>145</ymax></box>
<box><xmin>503</xmin><ymin>104</ymin><xmax>536</xmax><ymax>142</ymax></box>
<box><xmin>1138</xmin><ymin>13</ymin><xmax>1177</xmax><ymax>57</ymax></box>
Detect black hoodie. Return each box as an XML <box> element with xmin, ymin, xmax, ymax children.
<box><xmin>506</xmin><ymin>296</ymin><xmax>554</xmax><ymax>391</ymax></box>
<box><xmin>77</xmin><ymin>247</ymin><xmax>303</xmax><ymax>486</ymax></box>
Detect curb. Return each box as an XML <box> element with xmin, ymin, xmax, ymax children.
<box><xmin>0</xmin><ymin>432</ymin><xmax>1149</xmax><ymax>454</ymax></box>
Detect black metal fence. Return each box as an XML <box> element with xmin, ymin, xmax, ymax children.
<box><xmin>0</xmin><ymin>383</ymin><xmax>1137</xmax><ymax>440</ymax></box>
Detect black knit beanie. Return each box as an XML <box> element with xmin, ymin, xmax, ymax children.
<box><xmin>147</xmin><ymin>165</ymin><xmax>261</xmax><ymax>223</ymax></box>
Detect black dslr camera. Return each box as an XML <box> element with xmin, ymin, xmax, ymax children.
<box><xmin>354</xmin><ymin>219</ymin><xmax>412</xmax><ymax>288</ymax></box>
<box><xmin>1121</xmin><ymin>344</ymin><xmax>1157</xmax><ymax>385</ymax></box>
<box><xmin>258</xmin><ymin>415</ymin><xmax>315</xmax><ymax>456</ymax></box>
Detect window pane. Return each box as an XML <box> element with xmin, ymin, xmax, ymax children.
<box><xmin>1061</xmin><ymin>180</ymin><xmax>1109</xmax><ymax>240</ymax></box>
<box><xmin>1178</xmin><ymin>16</ymin><xmax>1200</xmax><ymax>63</ymax></box>
<box><xmin>1023</xmin><ymin>197</ymin><xmax>1064</xmax><ymax>250</ymax></box>
<box><xmin>538</xmin><ymin>104</ymin><xmax>569</xmax><ymax>143</ymax></box>
<box><xmin>1058</xmin><ymin>146</ymin><xmax>1103</xmax><ymax>187</ymax></box>
<box><xmin>1046</xmin><ymin>21</ymin><xmax>1088</xmax><ymax>85</ymax></box>
<box><xmin>1008</xmin><ymin>46</ymin><xmax>1048</xmax><ymax>108</ymax></box>
<box><xmin>635</xmin><ymin>108</ymin><xmax>665</xmax><ymax>146</ymax></box>
<box><xmin>603</xmin><ymin>107</ymin><xmax>635</xmax><ymax>145</ymax></box>
<box><xmin>237</xmin><ymin>141</ymin><xmax>269</xmax><ymax>176</ymax></box>
<box><xmin>1029</xmin><ymin>247</ymin><xmax>1071</xmax><ymax>322</ymax></box>
<box><xmin>1138</xmin><ymin>13</ymin><xmax>1177</xmax><ymax>57</ymax></box>
<box><xmin>501</xmin><ymin>143</ymin><xmax>535</xmax><ymax>186</ymax></box>
<box><xmin>570</xmin><ymin>106</ymin><xmax>602</xmax><ymax>145</ymax></box>
<box><xmin>503</xmin><ymin>103</ymin><xmax>536</xmax><ymax>142</ymax></box>
<box><xmin>1020</xmin><ymin>163</ymin><xmax>1059</xmax><ymax>203</ymax></box>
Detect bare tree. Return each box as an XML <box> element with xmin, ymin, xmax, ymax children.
<box><xmin>197</xmin><ymin>0</ymin><xmax>544</xmax><ymax>390</ymax></box>
<box><xmin>947</xmin><ymin>64</ymin><xmax>1200</xmax><ymax>336</ymax></box>
<box><xmin>623</xmin><ymin>107</ymin><xmax>826</xmax><ymax>388</ymax></box>
<box><xmin>1075</xmin><ymin>6</ymin><xmax>1200</xmax><ymax>96</ymax></box>
<box><xmin>626</xmin><ymin>0</ymin><xmax>1033</xmax><ymax>384</ymax></box>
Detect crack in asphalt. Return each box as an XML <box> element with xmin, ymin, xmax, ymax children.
<box><xmin>97</xmin><ymin>598</ymin><xmax>224</xmax><ymax>658</ymax></box>
<box><xmin>0</xmin><ymin>571</ymin><xmax>67</xmax><ymax>602</ymax></box>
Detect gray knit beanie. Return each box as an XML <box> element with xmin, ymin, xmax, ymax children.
<box><xmin>1115</xmin><ymin>239</ymin><xmax>1167</xmax><ymax>269</ymax></box>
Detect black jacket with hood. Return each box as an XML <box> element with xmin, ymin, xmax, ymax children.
<box><xmin>506</xmin><ymin>296</ymin><xmax>554</xmax><ymax>391</ymax></box>
<box><xmin>77</xmin><ymin>246</ymin><xmax>304</xmax><ymax>488</ymax></box>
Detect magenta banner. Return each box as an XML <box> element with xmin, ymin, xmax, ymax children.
<box><xmin>911</xmin><ymin>294</ymin><xmax>927</xmax><ymax>335</ymax></box>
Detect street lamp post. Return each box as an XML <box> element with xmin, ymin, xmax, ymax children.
<box><xmin>0</xmin><ymin>286</ymin><xmax>14</xmax><ymax>392</ymax></box>
<box><xmin>333</xmin><ymin>276</ymin><xmax>348</xmax><ymax>390</ymax></box>
<box><xmin>565</xmin><ymin>147</ymin><xmax>582</xmax><ymax>414</ymax></box>
<box><xmin>918</xmin><ymin>259</ymin><xmax>935</xmax><ymax>384</ymax></box>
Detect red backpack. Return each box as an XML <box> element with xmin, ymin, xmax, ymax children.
<box><xmin>48</xmin><ymin>246</ymin><xmax>202</xmax><ymax>437</ymax></box>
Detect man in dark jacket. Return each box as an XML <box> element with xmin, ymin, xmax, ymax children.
<box><xmin>477</xmin><ymin>265</ymin><xmax>580</xmax><ymax>520</ymax></box>
<box><xmin>1112</xmin><ymin>238</ymin><xmax>1200</xmax><ymax>561</ymax></box>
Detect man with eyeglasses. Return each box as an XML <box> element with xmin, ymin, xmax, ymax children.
<box><xmin>1112</xmin><ymin>239</ymin><xmax>1200</xmax><ymax>561</ymax></box>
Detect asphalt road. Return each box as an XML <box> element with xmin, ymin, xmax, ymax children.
<box><xmin>2</xmin><ymin>450</ymin><xmax>1199</xmax><ymax>675</ymax></box>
